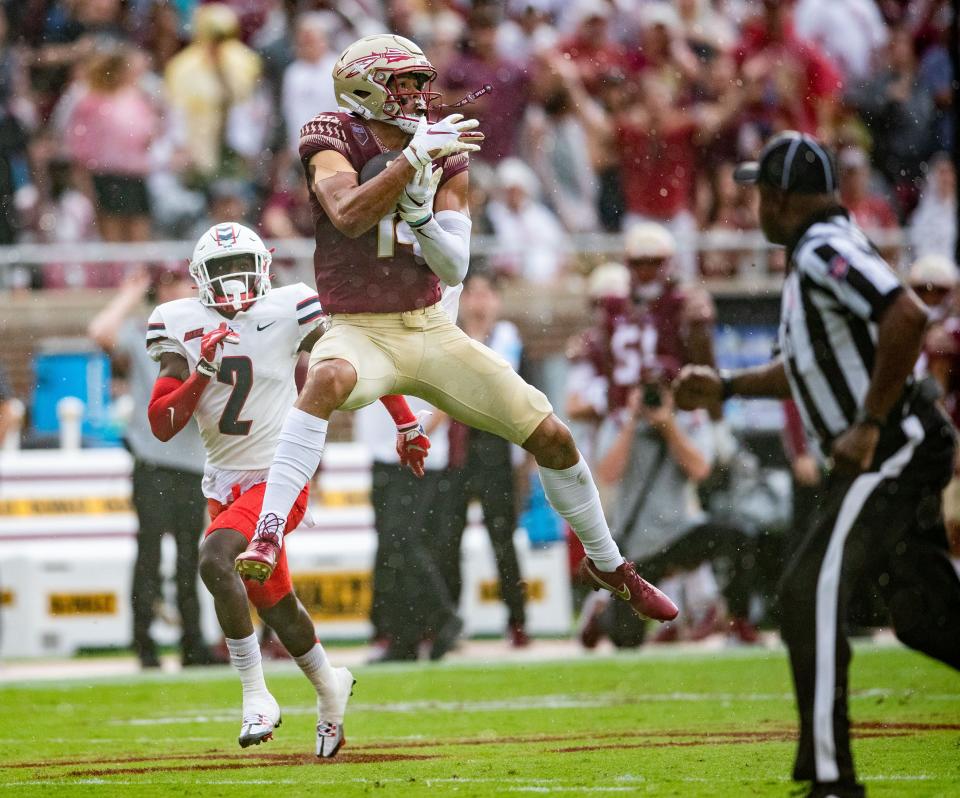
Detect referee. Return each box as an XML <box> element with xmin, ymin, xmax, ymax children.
<box><xmin>675</xmin><ymin>131</ymin><xmax>960</xmax><ymax>798</ymax></box>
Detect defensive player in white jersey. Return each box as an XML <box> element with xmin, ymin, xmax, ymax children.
<box><xmin>145</xmin><ymin>222</ymin><xmax>430</xmax><ymax>756</ymax></box>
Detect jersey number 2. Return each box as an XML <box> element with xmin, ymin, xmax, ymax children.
<box><xmin>218</xmin><ymin>357</ymin><xmax>253</xmax><ymax>436</ymax></box>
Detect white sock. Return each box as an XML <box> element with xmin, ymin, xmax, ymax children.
<box><xmin>257</xmin><ymin>407</ymin><xmax>328</xmax><ymax>543</ymax></box>
<box><xmin>294</xmin><ymin>642</ymin><xmax>338</xmax><ymax>704</ymax></box>
<box><xmin>226</xmin><ymin>633</ymin><xmax>269</xmax><ymax>698</ymax></box>
<box><xmin>539</xmin><ymin>458</ymin><xmax>623</xmax><ymax>572</ymax></box>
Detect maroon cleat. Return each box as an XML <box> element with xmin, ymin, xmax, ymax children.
<box><xmin>235</xmin><ymin>514</ymin><xmax>284</xmax><ymax>583</ymax></box>
<box><xmin>728</xmin><ymin>616</ymin><xmax>760</xmax><ymax>645</ymax></box>
<box><xmin>578</xmin><ymin>558</ymin><xmax>679</xmax><ymax>622</ymax></box>
<box><xmin>508</xmin><ymin>622</ymin><xmax>530</xmax><ymax>648</ymax></box>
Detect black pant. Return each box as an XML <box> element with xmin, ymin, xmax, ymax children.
<box><xmin>436</xmin><ymin>465</ymin><xmax>526</xmax><ymax>627</ymax></box>
<box><xmin>369</xmin><ymin>463</ymin><xmax>458</xmax><ymax>655</ymax></box>
<box><xmin>130</xmin><ymin>460</ymin><xmax>206</xmax><ymax>658</ymax></box>
<box><xmin>779</xmin><ymin>415</ymin><xmax>960</xmax><ymax>790</ymax></box>
<box><xmin>599</xmin><ymin>522</ymin><xmax>756</xmax><ymax>648</ymax></box>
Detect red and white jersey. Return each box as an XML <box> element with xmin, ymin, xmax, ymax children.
<box><xmin>146</xmin><ymin>283</ymin><xmax>324</xmax><ymax>485</ymax></box>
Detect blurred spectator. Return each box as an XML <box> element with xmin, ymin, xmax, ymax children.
<box><xmin>260</xmin><ymin>160</ymin><xmax>313</xmax><ymax>239</ymax></box>
<box><xmin>487</xmin><ymin>158</ymin><xmax>570</xmax><ymax>282</ymax></box>
<box><xmin>281</xmin><ymin>12</ymin><xmax>337</xmax><ymax>156</ymax></box>
<box><xmin>442</xmin><ymin>5</ymin><xmax>529</xmax><ymax>164</ymax></box>
<box><xmin>700</xmin><ymin>161</ymin><xmax>759</xmax><ymax>278</ymax></box>
<box><xmin>438</xmin><ymin>273</ymin><xmax>530</xmax><ymax>648</ymax></box>
<box><xmin>793</xmin><ymin>0</ymin><xmax>888</xmax><ymax>82</ymax></box>
<box><xmin>675</xmin><ymin>0</ymin><xmax>738</xmax><ymax>58</ymax></box>
<box><xmin>164</xmin><ymin>3</ymin><xmax>262</xmax><ymax>183</ymax></box>
<box><xmin>87</xmin><ymin>266</ymin><xmax>215</xmax><ymax>669</ymax></box>
<box><xmin>908</xmin><ymin>153</ymin><xmax>956</xmax><ymax>261</ymax></box>
<box><xmin>190</xmin><ymin>178</ymin><xmax>252</xmax><ymax>239</ymax></box>
<box><xmin>141</xmin><ymin>0</ymin><xmax>187</xmax><ymax>73</ymax></box>
<box><xmin>33</xmin><ymin>157</ymin><xmax>97</xmax><ymax>290</ymax></box>
<box><xmin>64</xmin><ymin>46</ymin><xmax>157</xmax><ymax>243</ymax></box>
<box><xmin>847</xmin><ymin>25</ymin><xmax>937</xmax><ymax>210</ymax></box>
<box><xmin>424</xmin><ymin>11</ymin><xmax>466</xmax><ymax>77</ymax></box>
<box><xmin>497</xmin><ymin>1</ymin><xmax>556</xmax><ymax>64</ymax></box>
<box><xmin>838</xmin><ymin>146</ymin><xmax>898</xmax><ymax>232</ymax></box>
<box><xmin>519</xmin><ymin>74</ymin><xmax>599</xmax><ymax>232</ymax></box>
<box><xmin>615</xmin><ymin>71</ymin><xmax>740</xmax><ymax>280</ymax></box>
<box><xmin>355</xmin><ymin>394</ymin><xmax>462</xmax><ymax>663</ymax></box>
<box><xmin>557</xmin><ymin>0</ymin><xmax>630</xmax><ymax>93</ymax></box>
<box><xmin>31</xmin><ymin>0</ymin><xmax>127</xmax><ymax>116</ymax></box>
<box><xmin>917</xmin><ymin>25</ymin><xmax>954</xmax><ymax>153</ymax></box>
<box><xmin>735</xmin><ymin>0</ymin><xmax>843</xmax><ymax>137</ymax></box>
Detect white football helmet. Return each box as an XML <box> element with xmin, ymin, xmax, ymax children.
<box><xmin>190</xmin><ymin>223</ymin><xmax>272</xmax><ymax>311</ymax></box>
<box><xmin>333</xmin><ymin>34</ymin><xmax>439</xmax><ymax>134</ymax></box>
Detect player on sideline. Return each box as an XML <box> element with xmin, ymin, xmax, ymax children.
<box><xmin>234</xmin><ymin>34</ymin><xmax>678</xmax><ymax>624</ymax></box>
<box><xmin>146</xmin><ymin>222</ymin><xmax>431</xmax><ymax>755</ymax></box>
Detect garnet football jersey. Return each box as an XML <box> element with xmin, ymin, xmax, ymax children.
<box><xmin>298</xmin><ymin>111</ymin><xmax>469</xmax><ymax>314</ymax></box>
<box><xmin>572</xmin><ymin>285</ymin><xmax>715</xmax><ymax>415</ymax></box>
<box><xmin>146</xmin><ymin>284</ymin><xmax>324</xmax><ymax>470</ymax></box>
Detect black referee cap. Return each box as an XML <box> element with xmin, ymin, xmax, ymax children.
<box><xmin>733</xmin><ymin>131</ymin><xmax>838</xmax><ymax>194</ymax></box>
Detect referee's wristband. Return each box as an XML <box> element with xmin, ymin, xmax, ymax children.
<box><xmin>719</xmin><ymin>371</ymin><xmax>735</xmax><ymax>401</ymax></box>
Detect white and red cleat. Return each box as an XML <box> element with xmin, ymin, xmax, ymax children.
<box><xmin>579</xmin><ymin>558</ymin><xmax>679</xmax><ymax>622</ymax></box>
<box><xmin>238</xmin><ymin>693</ymin><xmax>281</xmax><ymax>749</ymax></box>
<box><xmin>235</xmin><ymin>514</ymin><xmax>284</xmax><ymax>583</ymax></box>
<box><xmin>316</xmin><ymin>667</ymin><xmax>355</xmax><ymax>758</ymax></box>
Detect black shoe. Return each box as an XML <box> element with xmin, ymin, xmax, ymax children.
<box><xmin>430</xmin><ymin>615</ymin><xmax>463</xmax><ymax>661</ymax></box>
<box><xmin>807</xmin><ymin>781</ymin><xmax>866</xmax><ymax>798</ymax></box>
<box><xmin>182</xmin><ymin>646</ymin><xmax>228</xmax><ymax>667</ymax></box>
<box><xmin>136</xmin><ymin>643</ymin><xmax>161</xmax><ymax>669</ymax></box>
<box><xmin>369</xmin><ymin>645</ymin><xmax>419</xmax><ymax>664</ymax></box>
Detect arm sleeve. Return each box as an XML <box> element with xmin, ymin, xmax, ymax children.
<box><xmin>379</xmin><ymin>394</ymin><xmax>417</xmax><ymax>426</ymax></box>
<box><xmin>796</xmin><ymin>237</ymin><xmax>903</xmax><ymax>322</ymax></box>
<box><xmin>412</xmin><ymin>209</ymin><xmax>472</xmax><ymax>286</ymax></box>
<box><xmin>147</xmin><ymin>373</ymin><xmax>209</xmax><ymax>441</ymax></box>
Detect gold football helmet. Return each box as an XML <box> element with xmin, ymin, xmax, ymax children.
<box><xmin>332</xmin><ymin>34</ymin><xmax>439</xmax><ymax>134</ymax></box>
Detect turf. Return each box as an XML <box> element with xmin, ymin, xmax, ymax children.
<box><xmin>1</xmin><ymin>643</ymin><xmax>957</xmax><ymax>796</ymax></box>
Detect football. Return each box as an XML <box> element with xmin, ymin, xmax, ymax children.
<box><xmin>359</xmin><ymin>149</ymin><xmax>404</xmax><ymax>184</ymax></box>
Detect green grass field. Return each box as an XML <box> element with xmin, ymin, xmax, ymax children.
<box><xmin>2</xmin><ymin>644</ymin><xmax>957</xmax><ymax>796</ymax></box>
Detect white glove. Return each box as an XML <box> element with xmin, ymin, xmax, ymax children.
<box><xmin>397</xmin><ymin>163</ymin><xmax>443</xmax><ymax>228</ymax></box>
<box><xmin>402</xmin><ymin>114</ymin><xmax>483</xmax><ymax>169</ymax></box>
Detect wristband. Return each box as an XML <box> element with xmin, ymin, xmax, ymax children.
<box><xmin>196</xmin><ymin>359</ymin><xmax>218</xmax><ymax>379</ymax></box>
<box><xmin>402</xmin><ymin>144</ymin><xmax>431</xmax><ymax>170</ymax></box>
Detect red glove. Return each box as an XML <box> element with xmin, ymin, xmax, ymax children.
<box><xmin>197</xmin><ymin>322</ymin><xmax>239</xmax><ymax>378</ymax></box>
<box><xmin>396</xmin><ymin>418</ymin><xmax>431</xmax><ymax>478</ymax></box>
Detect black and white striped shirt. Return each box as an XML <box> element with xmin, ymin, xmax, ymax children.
<box><xmin>779</xmin><ymin>208</ymin><xmax>903</xmax><ymax>456</ymax></box>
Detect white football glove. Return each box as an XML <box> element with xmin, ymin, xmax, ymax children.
<box><xmin>397</xmin><ymin>163</ymin><xmax>443</xmax><ymax>228</ymax></box>
<box><xmin>402</xmin><ymin>114</ymin><xmax>483</xmax><ymax>169</ymax></box>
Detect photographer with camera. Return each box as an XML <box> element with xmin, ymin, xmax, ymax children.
<box><xmin>580</xmin><ymin>368</ymin><xmax>757</xmax><ymax>648</ymax></box>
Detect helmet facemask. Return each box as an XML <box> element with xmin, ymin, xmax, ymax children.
<box><xmin>377</xmin><ymin>68</ymin><xmax>439</xmax><ymax>133</ymax></box>
<box><xmin>191</xmin><ymin>252</ymin><xmax>271</xmax><ymax>312</ymax></box>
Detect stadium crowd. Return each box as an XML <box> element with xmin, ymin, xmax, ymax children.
<box><xmin>0</xmin><ymin>0</ymin><xmax>953</xmax><ymax>288</ymax></box>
